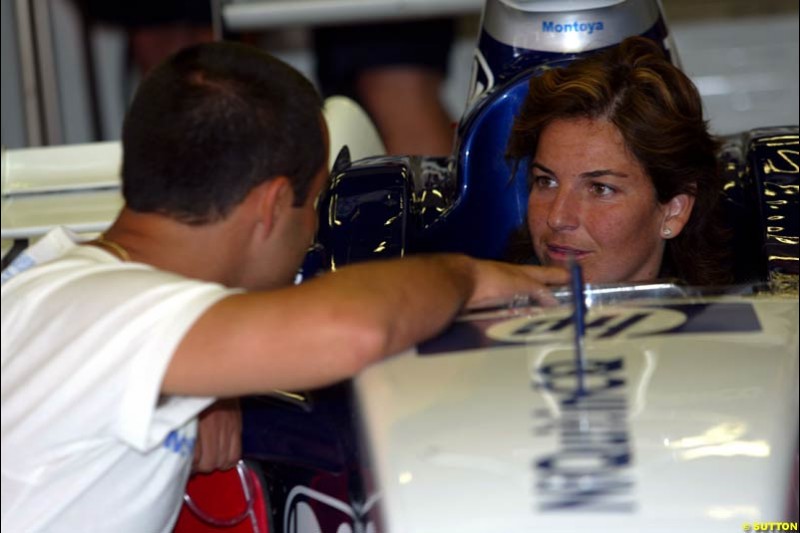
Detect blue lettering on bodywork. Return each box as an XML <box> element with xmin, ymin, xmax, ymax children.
<box><xmin>533</xmin><ymin>357</ymin><xmax>634</xmax><ymax>512</ymax></box>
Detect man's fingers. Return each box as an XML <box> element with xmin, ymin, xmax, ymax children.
<box><xmin>467</xmin><ymin>261</ymin><xmax>569</xmax><ymax>309</ymax></box>
<box><xmin>519</xmin><ymin>265</ymin><xmax>569</xmax><ymax>307</ymax></box>
<box><xmin>192</xmin><ymin>438</ymin><xmax>203</xmax><ymax>470</ymax></box>
<box><xmin>227</xmin><ymin>435</ymin><xmax>242</xmax><ymax>470</ymax></box>
<box><xmin>191</xmin><ymin>399</ymin><xmax>242</xmax><ymax>473</ymax></box>
<box><xmin>519</xmin><ymin>265</ymin><xmax>570</xmax><ymax>285</ymax></box>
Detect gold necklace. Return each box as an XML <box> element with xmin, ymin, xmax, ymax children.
<box><xmin>94</xmin><ymin>234</ymin><xmax>131</xmax><ymax>262</ymax></box>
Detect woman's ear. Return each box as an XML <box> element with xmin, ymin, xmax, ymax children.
<box><xmin>661</xmin><ymin>193</ymin><xmax>695</xmax><ymax>238</ymax></box>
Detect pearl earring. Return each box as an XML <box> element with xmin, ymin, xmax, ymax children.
<box><xmin>662</xmin><ymin>227</ymin><xmax>672</xmax><ymax>237</ymax></box>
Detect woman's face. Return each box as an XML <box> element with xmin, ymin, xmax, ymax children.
<box><xmin>527</xmin><ymin>117</ymin><xmax>689</xmax><ymax>284</ymax></box>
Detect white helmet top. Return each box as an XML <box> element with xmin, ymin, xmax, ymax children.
<box><xmin>482</xmin><ymin>0</ymin><xmax>664</xmax><ymax>54</ymax></box>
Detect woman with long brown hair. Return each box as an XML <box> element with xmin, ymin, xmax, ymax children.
<box><xmin>507</xmin><ymin>36</ymin><xmax>730</xmax><ymax>285</ymax></box>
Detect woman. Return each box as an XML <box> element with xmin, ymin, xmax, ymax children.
<box><xmin>506</xmin><ymin>36</ymin><xmax>730</xmax><ymax>285</ymax></box>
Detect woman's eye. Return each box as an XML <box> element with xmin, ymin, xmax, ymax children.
<box><xmin>530</xmin><ymin>174</ymin><xmax>556</xmax><ymax>190</ymax></box>
<box><xmin>590</xmin><ymin>182</ymin><xmax>616</xmax><ymax>197</ymax></box>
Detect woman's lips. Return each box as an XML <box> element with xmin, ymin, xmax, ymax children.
<box><xmin>545</xmin><ymin>244</ymin><xmax>590</xmax><ymax>262</ymax></box>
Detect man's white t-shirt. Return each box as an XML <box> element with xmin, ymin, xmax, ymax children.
<box><xmin>1</xmin><ymin>228</ymin><xmax>240</xmax><ymax>532</ymax></box>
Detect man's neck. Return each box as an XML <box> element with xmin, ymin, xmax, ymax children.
<box><xmin>101</xmin><ymin>208</ymin><xmax>252</xmax><ymax>287</ymax></box>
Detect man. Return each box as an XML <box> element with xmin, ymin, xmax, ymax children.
<box><xmin>1</xmin><ymin>42</ymin><xmax>567</xmax><ymax>532</ymax></box>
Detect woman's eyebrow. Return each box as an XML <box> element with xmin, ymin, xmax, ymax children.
<box><xmin>531</xmin><ymin>161</ymin><xmax>556</xmax><ymax>175</ymax></box>
<box><xmin>580</xmin><ymin>169</ymin><xmax>630</xmax><ymax>179</ymax></box>
<box><xmin>532</xmin><ymin>162</ymin><xmax>629</xmax><ymax>179</ymax></box>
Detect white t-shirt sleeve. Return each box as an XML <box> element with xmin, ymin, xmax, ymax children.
<box><xmin>1</xmin><ymin>247</ymin><xmax>241</xmax><ymax>457</ymax></box>
<box><xmin>112</xmin><ymin>279</ymin><xmax>232</xmax><ymax>451</ymax></box>
<box><xmin>1</xmin><ymin>233</ymin><xmax>246</xmax><ymax>531</ymax></box>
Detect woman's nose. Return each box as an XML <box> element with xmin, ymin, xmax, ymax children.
<box><xmin>547</xmin><ymin>188</ymin><xmax>580</xmax><ymax>231</ymax></box>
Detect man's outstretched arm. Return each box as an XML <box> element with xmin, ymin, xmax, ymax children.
<box><xmin>163</xmin><ymin>255</ymin><xmax>567</xmax><ymax>397</ymax></box>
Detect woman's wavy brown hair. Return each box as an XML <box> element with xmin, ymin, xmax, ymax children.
<box><xmin>506</xmin><ymin>36</ymin><xmax>731</xmax><ymax>285</ymax></box>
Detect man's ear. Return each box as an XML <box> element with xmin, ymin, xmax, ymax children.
<box><xmin>253</xmin><ymin>176</ymin><xmax>294</xmax><ymax>238</ymax></box>
<box><xmin>661</xmin><ymin>193</ymin><xmax>695</xmax><ymax>238</ymax></box>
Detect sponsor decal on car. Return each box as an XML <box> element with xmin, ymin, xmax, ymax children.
<box><xmin>532</xmin><ymin>355</ymin><xmax>634</xmax><ymax>512</ymax></box>
<box><xmin>283</xmin><ymin>485</ymin><xmax>379</xmax><ymax>533</ymax></box>
<box><xmin>418</xmin><ymin>302</ymin><xmax>762</xmax><ymax>355</ymax></box>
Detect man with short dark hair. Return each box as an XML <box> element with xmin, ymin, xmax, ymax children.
<box><xmin>1</xmin><ymin>42</ymin><xmax>567</xmax><ymax>532</ymax></box>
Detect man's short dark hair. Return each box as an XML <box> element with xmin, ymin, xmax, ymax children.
<box><xmin>121</xmin><ymin>42</ymin><xmax>325</xmax><ymax>224</ymax></box>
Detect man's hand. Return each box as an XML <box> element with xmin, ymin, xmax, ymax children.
<box><xmin>466</xmin><ymin>260</ymin><xmax>569</xmax><ymax>309</ymax></box>
<box><xmin>192</xmin><ymin>398</ymin><xmax>242</xmax><ymax>473</ymax></box>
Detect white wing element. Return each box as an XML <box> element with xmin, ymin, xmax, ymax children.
<box><xmin>323</xmin><ymin>96</ymin><xmax>386</xmax><ymax>166</ymax></box>
<box><xmin>1</xmin><ymin>141</ymin><xmax>121</xmax><ymax>196</ymax></box>
<box><xmin>1</xmin><ymin>142</ymin><xmax>123</xmax><ymax>241</ymax></box>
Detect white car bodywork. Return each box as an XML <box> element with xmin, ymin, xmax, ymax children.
<box><xmin>354</xmin><ymin>292</ymin><xmax>799</xmax><ymax>531</ymax></box>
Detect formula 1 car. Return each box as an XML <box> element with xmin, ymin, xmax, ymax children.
<box><xmin>2</xmin><ymin>0</ymin><xmax>797</xmax><ymax>531</ymax></box>
<box><xmin>227</xmin><ymin>1</ymin><xmax>800</xmax><ymax>532</ymax></box>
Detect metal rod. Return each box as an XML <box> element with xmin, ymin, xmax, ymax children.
<box><xmin>570</xmin><ymin>261</ymin><xmax>587</xmax><ymax>396</ymax></box>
